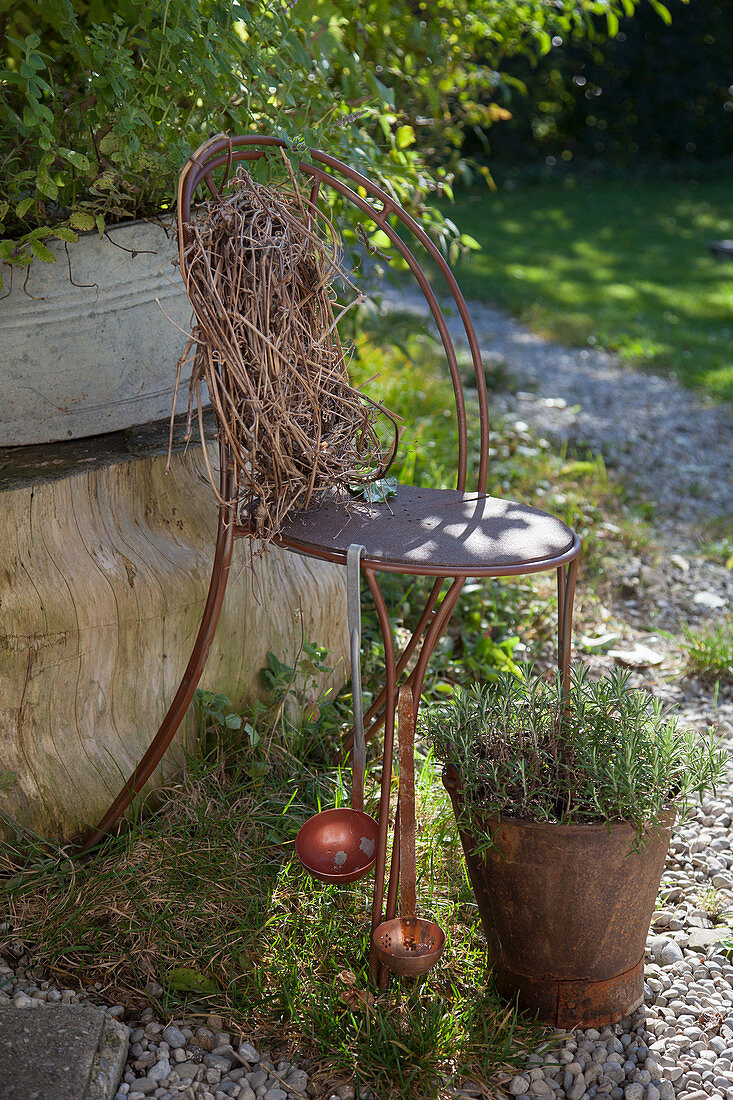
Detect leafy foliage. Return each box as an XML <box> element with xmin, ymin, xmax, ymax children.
<box><xmin>1</xmin><ymin>0</ymin><xmax>647</xmax><ymax>282</ymax></box>
<box><xmin>422</xmin><ymin>665</ymin><xmax>726</xmax><ymax>838</ymax></box>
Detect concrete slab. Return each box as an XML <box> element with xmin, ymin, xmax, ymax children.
<box><xmin>0</xmin><ymin>1005</ymin><xmax>128</xmax><ymax>1100</ymax></box>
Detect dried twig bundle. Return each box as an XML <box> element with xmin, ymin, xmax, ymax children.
<box><xmin>176</xmin><ymin>159</ymin><xmax>395</xmax><ymax>543</ymax></box>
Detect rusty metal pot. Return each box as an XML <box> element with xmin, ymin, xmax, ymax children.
<box><xmin>442</xmin><ymin>765</ymin><xmax>673</xmax><ymax>1028</ymax></box>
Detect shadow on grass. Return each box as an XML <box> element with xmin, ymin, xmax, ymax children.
<box><xmin>0</xmin><ymin>738</ymin><xmax>546</xmax><ymax>1100</ymax></box>
<box><xmin>425</xmin><ymin>175</ymin><xmax>733</xmax><ymax>401</ymax></box>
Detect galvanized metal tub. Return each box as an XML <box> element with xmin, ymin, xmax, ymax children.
<box><xmin>1</xmin><ymin>218</ymin><xmax>194</xmax><ymax>446</ymax></box>
<box><xmin>442</xmin><ymin>765</ymin><xmax>673</xmax><ymax>1028</ymax></box>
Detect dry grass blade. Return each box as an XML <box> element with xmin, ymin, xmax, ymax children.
<box><xmin>177</xmin><ymin>158</ymin><xmax>394</xmax><ymax>544</ymax></box>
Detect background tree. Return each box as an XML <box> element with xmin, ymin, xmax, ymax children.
<box><xmin>2</xmin><ymin>0</ymin><xmax>651</xmax><ymax>276</ymax></box>
<box><xmin>480</xmin><ymin>0</ymin><xmax>733</xmax><ymax>166</ymax></box>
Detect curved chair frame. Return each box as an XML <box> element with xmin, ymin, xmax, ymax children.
<box><xmin>82</xmin><ymin>135</ymin><xmax>581</xmax><ymax>985</ymax></box>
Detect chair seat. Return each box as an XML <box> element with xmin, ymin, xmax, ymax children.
<box><xmin>274</xmin><ymin>485</ymin><xmax>578</xmax><ymax>577</ymax></box>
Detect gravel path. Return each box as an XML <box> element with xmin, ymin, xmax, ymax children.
<box><xmin>384</xmin><ymin>282</ymin><xmax>732</xmax><ymax>721</ymax></box>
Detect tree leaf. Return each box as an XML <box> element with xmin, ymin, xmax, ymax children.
<box><xmin>370</xmin><ymin>229</ymin><xmax>392</xmax><ymax>250</ymax></box>
<box><xmin>29</xmin><ymin>239</ymin><xmax>56</xmax><ymax>262</ymax></box>
<box><xmin>353</xmin><ymin>476</ymin><xmax>399</xmax><ymax>503</ymax></box>
<box><xmin>61</xmin><ymin>150</ymin><xmax>91</xmax><ymax>171</ymax></box>
<box><xmin>69</xmin><ymin>211</ymin><xmax>96</xmax><ymax>231</ymax></box>
<box><xmin>648</xmin><ymin>0</ymin><xmax>672</xmax><ymax>24</ymax></box>
<box><xmin>395</xmin><ymin>124</ymin><xmax>415</xmax><ymax>150</ymax></box>
<box><xmin>36</xmin><ymin>175</ymin><xmax>58</xmax><ymax>200</ymax></box>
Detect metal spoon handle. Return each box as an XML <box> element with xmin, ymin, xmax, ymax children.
<box><xmin>397</xmin><ymin>687</ymin><xmax>416</xmax><ymax>919</ymax></box>
<box><xmin>347</xmin><ymin>544</ymin><xmax>366</xmax><ymax>813</ymax></box>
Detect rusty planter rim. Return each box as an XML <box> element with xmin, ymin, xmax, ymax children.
<box><xmin>442</xmin><ymin>765</ymin><xmax>676</xmax><ymax>839</ymax></box>
<box><xmin>466</xmin><ymin>812</ymin><xmax>677</xmax><ymax>838</ymax></box>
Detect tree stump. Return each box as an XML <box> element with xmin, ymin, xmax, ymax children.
<box><xmin>0</xmin><ymin>416</ymin><xmax>348</xmax><ymax>841</ymax></box>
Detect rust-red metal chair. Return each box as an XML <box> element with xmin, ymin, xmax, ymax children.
<box><xmin>82</xmin><ymin>134</ymin><xmax>581</xmax><ymax>983</ymax></box>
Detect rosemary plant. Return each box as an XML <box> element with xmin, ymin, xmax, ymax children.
<box><xmin>423</xmin><ymin>666</ymin><xmax>725</xmax><ymax>838</ymax></box>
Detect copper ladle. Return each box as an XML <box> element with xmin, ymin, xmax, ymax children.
<box><xmin>372</xmin><ymin>687</ymin><xmax>446</xmax><ymax>976</ymax></box>
<box><xmin>296</xmin><ymin>544</ymin><xmax>379</xmax><ymax>885</ymax></box>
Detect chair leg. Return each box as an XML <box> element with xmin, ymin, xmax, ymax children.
<box><xmin>378</xmin><ymin>805</ymin><xmax>401</xmax><ymax>991</ymax></box>
<box><xmin>340</xmin><ymin>578</ymin><xmax>446</xmax><ymax>761</ymax></box>
<box><xmin>364</xmin><ymin>568</ymin><xmax>398</xmax><ymax>984</ymax></box>
<box><xmin>367</xmin><ymin>574</ymin><xmax>465</xmax><ymax>988</ymax></box>
<box><xmin>557</xmin><ymin>557</ymin><xmax>579</xmax><ymax>692</ymax></box>
<box><xmin>79</xmin><ymin>506</ymin><xmax>235</xmax><ymax>851</ymax></box>
<box><xmin>409</xmin><ymin>577</ymin><xmax>465</xmax><ymax>709</ymax></box>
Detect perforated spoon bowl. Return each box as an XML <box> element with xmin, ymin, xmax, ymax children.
<box><xmin>373</xmin><ymin>688</ymin><xmax>445</xmax><ymax>976</ymax></box>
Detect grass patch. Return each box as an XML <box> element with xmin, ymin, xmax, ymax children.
<box><xmin>2</xmin><ymin>713</ymin><xmax>545</xmax><ymax>1099</ymax></box>
<box><xmin>697</xmin><ymin>522</ymin><xmax>733</xmax><ymax>569</ymax></box>
<box><xmin>434</xmin><ymin>175</ymin><xmax>733</xmax><ymax>401</ymax></box>
<box><xmin>682</xmin><ymin>616</ymin><xmax>733</xmax><ymax>684</ymax></box>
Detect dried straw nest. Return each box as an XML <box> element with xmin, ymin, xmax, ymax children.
<box><xmin>175</xmin><ymin>159</ymin><xmax>396</xmax><ymax>544</ymax></box>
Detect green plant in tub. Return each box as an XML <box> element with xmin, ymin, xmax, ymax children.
<box><xmin>424</xmin><ymin>665</ymin><xmax>726</xmax><ymax>1026</ymax></box>
<box><xmin>423</xmin><ymin>665</ymin><xmax>726</xmax><ymax>846</ymax></box>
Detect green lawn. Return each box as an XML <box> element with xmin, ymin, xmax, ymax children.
<box><xmin>438</xmin><ymin>174</ymin><xmax>733</xmax><ymax>401</ymax></box>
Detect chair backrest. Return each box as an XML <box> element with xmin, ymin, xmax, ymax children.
<box><xmin>177</xmin><ymin>134</ymin><xmax>490</xmax><ymax>496</ymax></box>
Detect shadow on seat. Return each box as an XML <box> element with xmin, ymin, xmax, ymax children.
<box><xmin>275</xmin><ymin>485</ymin><xmax>576</xmax><ymax>574</ymax></box>
<box><xmin>81</xmin><ymin>133</ymin><xmax>581</xmax><ymax>985</ymax></box>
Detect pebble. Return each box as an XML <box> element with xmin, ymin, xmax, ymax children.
<box><xmin>129</xmin><ymin>1081</ymin><xmax>156</xmax><ymax>1096</ymax></box>
<box><xmin>286</xmin><ymin>1069</ymin><xmax>308</xmax><ymax>1093</ymax></box>
<box><xmin>663</xmin><ymin>943</ymin><xmax>685</xmax><ymax>967</ymax></box>
<box><xmin>568</xmin><ymin>1076</ymin><xmax>586</xmax><ymax>1100</ymax></box>
<box><xmin>147</xmin><ymin>1056</ymin><xmax>170</xmax><ymax>1081</ymax></box>
<box><xmin>161</xmin><ymin>1024</ymin><xmax>187</xmax><ymax>1049</ymax></box>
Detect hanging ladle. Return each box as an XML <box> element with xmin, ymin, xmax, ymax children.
<box><xmin>296</xmin><ymin>544</ymin><xmax>379</xmax><ymax>885</ymax></box>
<box><xmin>372</xmin><ymin>687</ymin><xmax>445</xmax><ymax>976</ymax></box>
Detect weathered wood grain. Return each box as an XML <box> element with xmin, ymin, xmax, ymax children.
<box><xmin>0</xmin><ymin>444</ymin><xmax>348</xmax><ymax>841</ymax></box>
